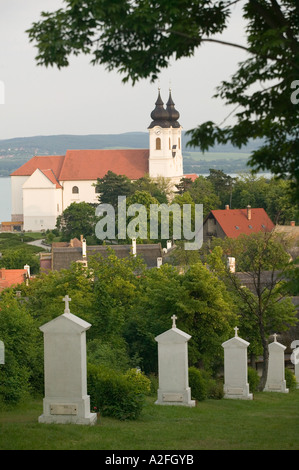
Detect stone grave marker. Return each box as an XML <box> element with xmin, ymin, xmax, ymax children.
<box><xmin>291</xmin><ymin>341</ymin><xmax>299</xmax><ymax>388</ymax></box>
<box><xmin>155</xmin><ymin>315</ymin><xmax>195</xmax><ymax>407</ymax></box>
<box><xmin>222</xmin><ymin>326</ymin><xmax>253</xmax><ymax>400</ymax></box>
<box><xmin>38</xmin><ymin>295</ymin><xmax>97</xmax><ymax>425</ymax></box>
<box><xmin>264</xmin><ymin>334</ymin><xmax>289</xmax><ymax>393</ymax></box>
<box><xmin>0</xmin><ymin>340</ymin><xmax>4</xmax><ymax>365</ymax></box>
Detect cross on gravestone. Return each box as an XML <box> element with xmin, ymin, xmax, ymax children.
<box><xmin>273</xmin><ymin>333</ymin><xmax>277</xmax><ymax>342</ymax></box>
<box><xmin>63</xmin><ymin>295</ymin><xmax>71</xmax><ymax>313</ymax></box>
<box><xmin>171</xmin><ymin>315</ymin><xmax>177</xmax><ymax>328</ymax></box>
<box><xmin>234</xmin><ymin>326</ymin><xmax>239</xmax><ymax>337</ymax></box>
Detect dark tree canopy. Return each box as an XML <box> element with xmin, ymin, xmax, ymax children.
<box><xmin>27</xmin><ymin>0</ymin><xmax>299</xmax><ymax>199</ymax></box>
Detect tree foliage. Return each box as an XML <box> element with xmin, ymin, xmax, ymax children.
<box><xmin>56</xmin><ymin>201</ymin><xmax>99</xmax><ymax>241</ymax></box>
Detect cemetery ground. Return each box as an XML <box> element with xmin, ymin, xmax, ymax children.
<box><xmin>0</xmin><ymin>391</ymin><xmax>298</xmax><ymax>450</ymax></box>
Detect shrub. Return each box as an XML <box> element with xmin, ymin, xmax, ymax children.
<box><xmin>189</xmin><ymin>367</ymin><xmax>207</xmax><ymax>401</ymax></box>
<box><xmin>285</xmin><ymin>368</ymin><xmax>297</xmax><ymax>391</ymax></box>
<box><xmin>87</xmin><ymin>365</ymin><xmax>148</xmax><ymax>420</ymax></box>
<box><xmin>124</xmin><ymin>368</ymin><xmax>151</xmax><ymax>395</ymax></box>
<box><xmin>147</xmin><ymin>373</ymin><xmax>158</xmax><ymax>395</ymax></box>
<box><xmin>0</xmin><ymin>291</ymin><xmax>40</xmax><ymax>404</ymax></box>
<box><xmin>206</xmin><ymin>378</ymin><xmax>224</xmax><ymax>399</ymax></box>
<box><xmin>248</xmin><ymin>367</ymin><xmax>260</xmax><ymax>393</ymax></box>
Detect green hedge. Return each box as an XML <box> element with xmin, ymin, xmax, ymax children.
<box><xmin>285</xmin><ymin>368</ymin><xmax>297</xmax><ymax>391</ymax></box>
<box><xmin>88</xmin><ymin>365</ymin><xmax>151</xmax><ymax>420</ymax></box>
<box><xmin>189</xmin><ymin>367</ymin><xmax>224</xmax><ymax>401</ymax></box>
<box><xmin>248</xmin><ymin>367</ymin><xmax>260</xmax><ymax>393</ymax></box>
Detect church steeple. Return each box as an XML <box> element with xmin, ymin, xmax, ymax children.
<box><xmin>166</xmin><ymin>89</ymin><xmax>180</xmax><ymax>127</ymax></box>
<box><xmin>148</xmin><ymin>88</ymin><xmax>183</xmax><ymax>180</ymax></box>
<box><xmin>148</xmin><ymin>89</ymin><xmax>170</xmax><ymax>128</ymax></box>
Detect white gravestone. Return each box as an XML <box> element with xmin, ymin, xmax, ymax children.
<box><xmin>291</xmin><ymin>341</ymin><xmax>299</xmax><ymax>389</ymax></box>
<box><xmin>155</xmin><ymin>315</ymin><xmax>195</xmax><ymax>407</ymax></box>
<box><xmin>38</xmin><ymin>295</ymin><xmax>97</xmax><ymax>425</ymax></box>
<box><xmin>264</xmin><ymin>334</ymin><xmax>289</xmax><ymax>393</ymax></box>
<box><xmin>222</xmin><ymin>327</ymin><xmax>253</xmax><ymax>400</ymax></box>
<box><xmin>0</xmin><ymin>340</ymin><xmax>4</xmax><ymax>364</ymax></box>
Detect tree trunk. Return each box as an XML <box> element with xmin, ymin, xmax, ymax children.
<box><xmin>258</xmin><ymin>328</ymin><xmax>269</xmax><ymax>391</ymax></box>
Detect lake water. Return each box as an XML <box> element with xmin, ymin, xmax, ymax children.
<box><xmin>0</xmin><ymin>177</ymin><xmax>11</xmax><ymax>223</ymax></box>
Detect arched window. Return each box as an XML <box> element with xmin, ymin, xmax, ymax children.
<box><xmin>169</xmin><ymin>138</ymin><xmax>171</xmax><ymax>150</ymax></box>
<box><xmin>156</xmin><ymin>137</ymin><xmax>161</xmax><ymax>150</ymax></box>
<box><xmin>178</xmin><ymin>137</ymin><xmax>181</xmax><ymax>149</ymax></box>
<box><xmin>72</xmin><ymin>186</ymin><xmax>79</xmax><ymax>194</ymax></box>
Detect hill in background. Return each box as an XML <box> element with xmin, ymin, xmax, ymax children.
<box><xmin>0</xmin><ymin>132</ymin><xmax>263</xmax><ymax>177</ymax></box>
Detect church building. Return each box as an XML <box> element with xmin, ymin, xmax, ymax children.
<box><xmin>10</xmin><ymin>90</ymin><xmax>195</xmax><ymax>232</ymax></box>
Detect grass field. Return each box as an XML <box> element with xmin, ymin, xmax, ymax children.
<box><xmin>0</xmin><ymin>392</ymin><xmax>298</xmax><ymax>450</ymax></box>
<box><xmin>0</xmin><ymin>232</ymin><xmax>45</xmax><ymax>254</ymax></box>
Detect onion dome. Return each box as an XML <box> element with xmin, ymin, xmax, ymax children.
<box><xmin>166</xmin><ymin>90</ymin><xmax>180</xmax><ymax>128</ymax></box>
<box><xmin>148</xmin><ymin>89</ymin><xmax>171</xmax><ymax>128</ymax></box>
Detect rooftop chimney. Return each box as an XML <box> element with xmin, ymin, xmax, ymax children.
<box><xmin>132</xmin><ymin>238</ymin><xmax>137</xmax><ymax>257</ymax></box>
<box><xmin>225</xmin><ymin>205</ymin><xmax>229</xmax><ymax>210</ymax></box>
<box><xmin>24</xmin><ymin>264</ymin><xmax>30</xmax><ymax>278</ymax></box>
<box><xmin>82</xmin><ymin>238</ymin><xmax>87</xmax><ymax>258</ymax></box>
<box><xmin>247</xmin><ymin>205</ymin><xmax>251</xmax><ymax>220</ymax></box>
<box><xmin>227</xmin><ymin>257</ymin><xmax>235</xmax><ymax>273</ymax></box>
<box><xmin>157</xmin><ymin>257</ymin><xmax>162</xmax><ymax>268</ymax></box>
<box><xmin>290</xmin><ymin>221</ymin><xmax>295</xmax><ymax>226</ymax></box>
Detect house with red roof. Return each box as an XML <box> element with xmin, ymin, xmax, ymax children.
<box><xmin>10</xmin><ymin>90</ymin><xmax>193</xmax><ymax>232</ymax></box>
<box><xmin>0</xmin><ymin>267</ymin><xmax>30</xmax><ymax>292</ymax></box>
<box><xmin>203</xmin><ymin>205</ymin><xmax>275</xmax><ymax>243</ymax></box>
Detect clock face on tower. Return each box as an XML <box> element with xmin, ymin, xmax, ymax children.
<box><xmin>155</xmin><ymin>129</ymin><xmax>161</xmax><ymax>135</ymax></box>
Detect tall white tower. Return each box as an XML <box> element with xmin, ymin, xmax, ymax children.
<box><xmin>148</xmin><ymin>89</ymin><xmax>183</xmax><ymax>179</ymax></box>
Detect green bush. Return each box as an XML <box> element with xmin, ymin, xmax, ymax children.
<box><xmin>248</xmin><ymin>367</ymin><xmax>260</xmax><ymax>393</ymax></box>
<box><xmin>189</xmin><ymin>367</ymin><xmax>207</xmax><ymax>401</ymax></box>
<box><xmin>87</xmin><ymin>365</ymin><xmax>149</xmax><ymax>420</ymax></box>
<box><xmin>124</xmin><ymin>368</ymin><xmax>151</xmax><ymax>395</ymax></box>
<box><xmin>0</xmin><ymin>291</ymin><xmax>41</xmax><ymax>404</ymax></box>
<box><xmin>285</xmin><ymin>368</ymin><xmax>297</xmax><ymax>391</ymax></box>
<box><xmin>189</xmin><ymin>368</ymin><xmax>224</xmax><ymax>401</ymax></box>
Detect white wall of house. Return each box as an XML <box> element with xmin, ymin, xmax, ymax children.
<box><xmin>61</xmin><ymin>180</ymin><xmax>99</xmax><ymax>210</ymax></box>
<box><xmin>22</xmin><ymin>169</ymin><xmax>62</xmax><ymax>231</ymax></box>
<box><xmin>11</xmin><ymin>175</ymin><xmax>28</xmax><ymax>220</ymax></box>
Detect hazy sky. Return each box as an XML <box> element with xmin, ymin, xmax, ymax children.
<box><xmin>0</xmin><ymin>0</ymin><xmax>248</xmax><ymax>140</ymax></box>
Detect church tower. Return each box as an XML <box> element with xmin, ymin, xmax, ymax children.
<box><xmin>148</xmin><ymin>89</ymin><xmax>183</xmax><ymax>179</ymax></box>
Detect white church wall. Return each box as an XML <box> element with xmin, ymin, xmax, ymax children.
<box><xmin>23</xmin><ymin>169</ymin><xmax>62</xmax><ymax>231</ymax></box>
<box><xmin>62</xmin><ymin>180</ymin><xmax>99</xmax><ymax>211</ymax></box>
<box><xmin>11</xmin><ymin>175</ymin><xmax>28</xmax><ymax>221</ymax></box>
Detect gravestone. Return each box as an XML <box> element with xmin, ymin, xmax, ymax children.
<box><xmin>264</xmin><ymin>334</ymin><xmax>289</xmax><ymax>393</ymax></box>
<box><xmin>222</xmin><ymin>327</ymin><xmax>253</xmax><ymax>400</ymax></box>
<box><xmin>155</xmin><ymin>315</ymin><xmax>195</xmax><ymax>407</ymax></box>
<box><xmin>291</xmin><ymin>341</ymin><xmax>299</xmax><ymax>388</ymax></box>
<box><xmin>0</xmin><ymin>340</ymin><xmax>4</xmax><ymax>365</ymax></box>
<box><xmin>38</xmin><ymin>295</ymin><xmax>97</xmax><ymax>425</ymax></box>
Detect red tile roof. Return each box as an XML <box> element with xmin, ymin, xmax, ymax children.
<box><xmin>11</xmin><ymin>150</ymin><xmax>149</xmax><ymax>181</ymax></box>
<box><xmin>60</xmin><ymin>149</ymin><xmax>149</xmax><ymax>181</ymax></box>
<box><xmin>10</xmin><ymin>155</ymin><xmax>65</xmax><ymax>177</ymax></box>
<box><xmin>210</xmin><ymin>207</ymin><xmax>275</xmax><ymax>238</ymax></box>
<box><xmin>183</xmin><ymin>173</ymin><xmax>198</xmax><ymax>182</ymax></box>
<box><xmin>0</xmin><ymin>269</ymin><xmax>28</xmax><ymax>291</ymax></box>
<box><xmin>40</xmin><ymin>169</ymin><xmax>62</xmax><ymax>188</ymax></box>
